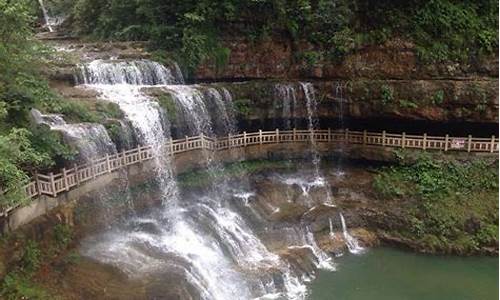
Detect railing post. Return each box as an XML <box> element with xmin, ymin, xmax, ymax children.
<box><xmin>382</xmin><ymin>131</ymin><xmax>386</xmax><ymax>146</ymax></box>
<box><xmin>293</xmin><ymin>128</ymin><xmax>297</xmax><ymax>141</ymax></box>
<box><xmin>106</xmin><ymin>154</ymin><xmax>111</xmax><ymax>172</ymax></box>
<box><xmin>137</xmin><ymin>147</ymin><xmax>142</xmax><ymax>162</ymax></box>
<box><xmin>490</xmin><ymin>135</ymin><xmax>496</xmax><ymax>153</ymax></box>
<box><xmin>185</xmin><ymin>136</ymin><xmax>189</xmax><ymax>150</ymax></box>
<box><xmin>467</xmin><ymin>135</ymin><xmax>472</xmax><ymax>152</ymax></box>
<box><xmin>423</xmin><ymin>133</ymin><xmax>427</xmax><ymax>150</ymax></box>
<box><xmin>228</xmin><ymin>133</ymin><xmax>232</xmax><ymax>149</ymax></box>
<box><xmin>170</xmin><ymin>138</ymin><xmax>174</xmax><ymax>155</ymax></box>
<box><xmin>74</xmin><ymin>164</ymin><xmax>80</xmax><ymax>186</ymax></box>
<box><xmin>344</xmin><ymin>128</ymin><xmax>349</xmax><ymax>144</ymax></box>
<box><xmin>200</xmin><ymin>133</ymin><xmax>205</xmax><ymax>149</ymax></box>
<box><xmin>402</xmin><ymin>132</ymin><xmax>406</xmax><ymax>149</ymax></box>
<box><xmin>49</xmin><ymin>172</ymin><xmax>56</xmax><ymax>197</ymax></box>
<box><xmin>363</xmin><ymin>130</ymin><xmax>367</xmax><ymax>146</ymax></box>
<box><xmin>121</xmin><ymin>150</ymin><xmax>126</xmax><ymax>167</ymax></box>
<box><xmin>276</xmin><ymin>128</ymin><xmax>279</xmax><ymax>143</ymax></box>
<box><xmin>62</xmin><ymin>168</ymin><xmax>69</xmax><ymax>191</ymax></box>
<box><xmin>34</xmin><ymin>171</ymin><xmax>42</xmax><ymax>197</ymax></box>
<box><xmin>259</xmin><ymin>129</ymin><xmax>263</xmax><ymax>145</ymax></box>
<box><xmin>91</xmin><ymin>158</ymin><xmax>96</xmax><ymax>178</ymax></box>
<box><xmin>243</xmin><ymin>131</ymin><xmax>247</xmax><ymax>147</ymax></box>
<box><xmin>444</xmin><ymin>134</ymin><xmax>449</xmax><ymax>151</ymax></box>
<box><xmin>328</xmin><ymin>128</ymin><xmax>331</xmax><ymax>143</ymax></box>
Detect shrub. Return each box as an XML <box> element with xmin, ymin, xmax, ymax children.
<box><xmin>380</xmin><ymin>85</ymin><xmax>394</xmax><ymax>105</ymax></box>
<box><xmin>53</xmin><ymin>223</ymin><xmax>72</xmax><ymax>249</ymax></box>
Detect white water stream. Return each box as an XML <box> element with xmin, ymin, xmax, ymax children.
<box><xmin>38</xmin><ymin>0</ymin><xmax>53</xmax><ymax>32</ymax></box>
<box><xmin>340</xmin><ymin>213</ymin><xmax>364</xmax><ymax>254</ymax></box>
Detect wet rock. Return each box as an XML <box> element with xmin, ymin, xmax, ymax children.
<box><xmin>278</xmin><ymin>246</ymin><xmax>317</xmax><ymax>276</ymax></box>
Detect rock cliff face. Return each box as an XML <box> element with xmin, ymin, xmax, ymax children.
<box><xmin>195</xmin><ymin>38</ymin><xmax>498</xmax><ymax>80</ymax></box>
<box><xmin>208</xmin><ymin>79</ymin><xmax>498</xmax><ymax>128</ymax></box>
<box><xmin>192</xmin><ymin>37</ymin><xmax>498</xmax><ymax>127</ymax></box>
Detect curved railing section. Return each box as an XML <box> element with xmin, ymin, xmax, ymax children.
<box><xmin>2</xmin><ymin>128</ymin><xmax>498</xmax><ymax>216</ymax></box>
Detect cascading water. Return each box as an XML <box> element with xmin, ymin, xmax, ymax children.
<box><xmin>300</xmin><ymin>83</ymin><xmax>334</xmax><ymax>207</ymax></box>
<box><xmin>31</xmin><ymin>109</ymin><xmax>116</xmax><ymax>161</ymax></box>
<box><xmin>300</xmin><ymin>82</ymin><xmax>320</xmax><ymax>165</ymax></box>
<box><xmin>339</xmin><ymin>213</ymin><xmax>364</xmax><ymax>254</ymax></box>
<box><xmin>77</xmin><ymin>59</ymin><xmax>183</xmax><ymax>86</ymax></box>
<box><xmin>274</xmin><ymin>83</ymin><xmax>298</xmax><ymax>130</ymax></box>
<box><xmin>162</xmin><ymin>84</ymin><xmax>309</xmax><ymax>299</ymax></box>
<box><xmin>329</xmin><ymin>217</ymin><xmax>335</xmax><ymax>238</ymax></box>
<box><xmin>333</xmin><ymin>82</ymin><xmax>348</xmax><ymax>176</ymax></box>
<box><xmin>38</xmin><ymin>0</ymin><xmax>53</xmax><ymax>32</ymax></box>
<box><xmin>75</xmin><ymin>59</ymin><xmax>309</xmax><ymax>299</ymax></box>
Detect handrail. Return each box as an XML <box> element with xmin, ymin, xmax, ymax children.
<box><xmin>1</xmin><ymin>128</ymin><xmax>497</xmax><ymax>216</ymax></box>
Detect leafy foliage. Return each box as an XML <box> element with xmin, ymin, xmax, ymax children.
<box><xmin>53</xmin><ymin>223</ymin><xmax>72</xmax><ymax>249</ymax></box>
<box><xmin>380</xmin><ymin>84</ymin><xmax>394</xmax><ymax>105</ymax></box>
<box><xmin>374</xmin><ymin>154</ymin><xmax>498</xmax><ymax>253</ymax></box>
<box><xmin>62</xmin><ymin>0</ymin><xmax>497</xmax><ymax>70</ymax></box>
<box><xmin>0</xmin><ymin>0</ymin><xmax>75</xmax><ymax>209</ymax></box>
<box><xmin>1</xmin><ymin>272</ymin><xmax>49</xmax><ymax>300</ymax></box>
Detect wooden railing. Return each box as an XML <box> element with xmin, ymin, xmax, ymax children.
<box><xmin>1</xmin><ymin>129</ymin><xmax>497</xmax><ymax>216</ymax></box>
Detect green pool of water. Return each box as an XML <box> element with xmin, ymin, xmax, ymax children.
<box><xmin>310</xmin><ymin>248</ymin><xmax>498</xmax><ymax>300</ymax></box>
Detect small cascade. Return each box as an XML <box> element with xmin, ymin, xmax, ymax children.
<box><xmin>274</xmin><ymin>83</ymin><xmax>298</xmax><ymax>130</ymax></box>
<box><xmin>51</xmin><ymin>123</ymin><xmax>117</xmax><ymax>162</ymax></box>
<box><xmin>300</xmin><ymin>82</ymin><xmax>321</xmax><ymax>169</ymax></box>
<box><xmin>203</xmin><ymin>87</ymin><xmax>237</xmax><ymax>135</ymax></box>
<box><xmin>31</xmin><ymin>109</ymin><xmax>116</xmax><ymax>161</ymax></box>
<box><xmin>329</xmin><ymin>217</ymin><xmax>335</xmax><ymax>238</ymax></box>
<box><xmin>282</xmin><ymin>176</ymin><xmax>327</xmax><ymax>198</ymax></box>
<box><xmin>339</xmin><ymin>213</ymin><xmax>364</xmax><ymax>254</ymax></box>
<box><xmin>233</xmin><ymin>192</ymin><xmax>255</xmax><ymax>206</ymax></box>
<box><xmin>299</xmin><ymin>83</ymin><xmax>334</xmax><ymax>206</ymax></box>
<box><xmin>286</xmin><ymin>226</ymin><xmax>335</xmax><ymax>272</ymax></box>
<box><xmin>333</xmin><ymin>82</ymin><xmax>348</xmax><ymax>176</ymax></box>
<box><xmin>38</xmin><ymin>0</ymin><xmax>53</xmax><ymax>32</ymax></box>
<box><xmin>162</xmin><ymin>85</ymin><xmax>214</xmax><ymax>136</ymax></box>
<box><xmin>77</xmin><ymin>59</ymin><xmax>184</xmax><ymax>85</ymax></box>
<box><xmin>303</xmin><ymin>226</ymin><xmax>336</xmax><ymax>271</ymax></box>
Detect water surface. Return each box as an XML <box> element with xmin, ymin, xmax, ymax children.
<box><xmin>310</xmin><ymin>248</ymin><xmax>498</xmax><ymax>300</ymax></box>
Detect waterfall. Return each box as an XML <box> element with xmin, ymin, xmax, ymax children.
<box><xmin>75</xmin><ymin>59</ymin><xmax>308</xmax><ymax>299</ymax></box>
<box><xmin>77</xmin><ymin>59</ymin><xmax>184</xmax><ymax>85</ymax></box>
<box><xmin>339</xmin><ymin>213</ymin><xmax>364</xmax><ymax>254</ymax></box>
<box><xmin>274</xmin><ymin>83</ymin><xmax>298</xmax><ymax>130</ymax></box>
<box><xmin>334</xmin><ymin>82</ymin><xmax>347</xmax><ymax>176</ymax></box>
<box><xmin>38</xmin><ymin>0</ymin><xmax>53</xmax><ymax>32</ymax></box>
<box><xmin>204</xmin><ymin>87</ymin><xmax>237</xmax><ymax>135</ymax></box>
<box><xmin>300</xmin><ymin>82</ymin><xmax>320</xmax><ymax>169</ymax></box>
<box><xmin>329</xmin><ymin>217</ymin><xmax>335</xmax><ymax>238</ymax></box>
<box><xmin>162</xmin><ymin>85</ymin><xmax>213</xmax><ymax>136</ymax></box>
<box><xmin>31</xmin><ymin>109</ymin><xmax>116</xmax><ymax>161</ymax></box>
<box><xmin>303</xmin><ymin>226</ymin><xmax>336</xmax><ymax>271</ymax></box>
<box><xmin>299</xmin><ymin>82</ymin><xmax>334</xmax><ymax>206</ymax></box>
<box><xmin>51</xmin><ymin>124</ymin><xmax>117</xmax><ymax>162</ymax></box>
